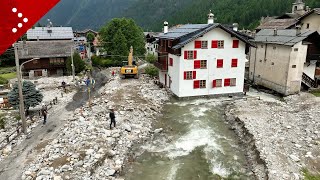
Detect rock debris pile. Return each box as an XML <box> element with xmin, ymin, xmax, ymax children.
<box><xmin>22</xmin><ymin>75</ymin><xmax>169</xmax><ymax>180</ymax></box>
<box><xmin>1</xmin><ymin>77</ymin><xmax>75</xmax><ymax>162</ymax></box>
<box><xmin>226</xmin><ymin>93</ymin><xmax>320</xmax><ymax>180</ymax></box>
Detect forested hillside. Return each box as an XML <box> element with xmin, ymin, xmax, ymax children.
<box><xmin>40</xmin><ymin>0</ymin><xmax>320</xmax><ymax>31</ymax></box>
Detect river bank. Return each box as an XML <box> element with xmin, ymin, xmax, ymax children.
<box><xmin>21</xmin><ymin>73</ymin><xmax>169</xmax><ymax>180</ymax></box>
<box><xmin>225</xmin><ymin>93</ymin><xmax>320</xmax><ymax>179</ymax></box>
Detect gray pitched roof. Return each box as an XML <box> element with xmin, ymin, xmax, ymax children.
<box><xmin>27</xmin><ymin>27</ymin><xmax>74</xmax><ymax>40</ymax></box>
<box><xmin>256</xmin><ymin>19</ymin><xmax>298</xmax><ymax>30</ymax></box>
<box><xmin>253</xmin><ymin>29</ymin><xmax>317</xmax><ymax>46</ymax></box>
<box><xmin>158</xmin><ymin>23</ymin><xmax>253</xmax><ymax>50</ymax></box>
<box><xmin>17</xmin><ymin>40</ymin><xmax>74</xmax><ymax>59</ymax></box>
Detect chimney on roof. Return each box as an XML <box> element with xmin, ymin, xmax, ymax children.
<box><xmin>208</xmin><ymin>10</ymin><xmax>214</xmax><ymax>24</ymax></box>
<box><xmin>233</xmin><ymin>23</ymin><xmax>239</xmax><ymax>31</ymax></box>
<box><xmin>296</xmin><ymin>25</ymin><xmax>302</xmax><ymax>35</ymax></box>
<box><xmin>164</xmin><ymin>21</ymin><xmax>169</xmax><ymax>34</ymax></box>
<box><xmin>273</xmin><ymin>28</ymin><xmax>277</xmax><ymax>36</ymax></box>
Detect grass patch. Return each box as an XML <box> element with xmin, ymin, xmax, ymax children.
<box><xmin>303</xmin><ymin>169</ymin><xmax>320</xmax><ymax>180</ymax></box>
<box><xmin>310</xmin><ymin>89</ymin><xmax>320</xmax><ymax>97</ymax></box>
<box><xmin>0</xmin><ymin>72</ymin><xmax>17</xmax><ymax>80</ymax></box>
<box><xmin>0</xmin><ymin>66</ymin><xmax>15</xmax><ymax>74</ymax></box>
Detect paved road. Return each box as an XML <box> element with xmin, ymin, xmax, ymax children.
<box><xmin>0</xmin><ymin>69</ymin><xmax>107</xmax><ymax>180</ymax></box>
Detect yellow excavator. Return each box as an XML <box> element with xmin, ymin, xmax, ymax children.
<box><xmin>120</xmin><ymin>46</ymin><xmax>138</xmax><ymax>79</ymax></box>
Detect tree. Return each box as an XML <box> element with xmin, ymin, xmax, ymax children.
<box><xmin>8</xmin><ymin>81</ymin><xmax>43</xmax><ymax>110</ymax></box>
<box><xmin>86</xmin><ymin>32</ymin><xmax>95</xmax><ymax>44</ymax></box>
<box><xmin>0</xmin><ymin>49</ymin><xmax>15</xmax><ymax>67</ymax></box>
<box><xmin>66</xmin><ymin>53</ymin><xmax>86</xmax><ymax>74</ymax></box>
<box><xmin>112</xmin><ymin>30</ymin><xmax>129</xmax><ymax>65</ymax></box>
<box><xmin>99</xmin><ymin>18</ymin><xmax>146</xmax><ymax>64</ymax></box>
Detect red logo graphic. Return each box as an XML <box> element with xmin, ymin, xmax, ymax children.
<box><xmin>0</xmin><ymin>0</ymin><xmax>60</xmax><ymax>55</ymax></box>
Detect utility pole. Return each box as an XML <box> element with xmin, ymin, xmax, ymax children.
<box><xmin>71</xmin><ymin>47</ymin><xmax>75</xmax><ymax>81</ymax></box>
<box><xmin>14</xmin><ymin>43</ymin><xmax>27</xmax><ymax>134</ymax></box>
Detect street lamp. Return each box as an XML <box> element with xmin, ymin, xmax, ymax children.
<box><xmin>14</xmin><ymin>42</ymin><xmax>40</xmax><ymax>134</ymax></box>
<box><xmin>20</xmin><ymin>58</ymin><xmax>40</xmax><ymax>78</ymax></box>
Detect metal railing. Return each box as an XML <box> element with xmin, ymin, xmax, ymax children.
<box><xmin>302</xmin><ymin>72</ymin><xmax>317</xmax><ymax>88</ymax></box>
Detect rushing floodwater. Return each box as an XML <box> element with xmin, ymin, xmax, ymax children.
<box><xmin>125</xmin><ymin>99</ymin><xmax>254</xmax><ymax>180</ymax></box>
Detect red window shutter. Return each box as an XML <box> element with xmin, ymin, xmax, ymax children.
<box><xmin>169</xmin><ymin>58</ymin><xmax>173</xmax><ymax>66</ymax></box>
<box><xmin>195</xmin><ymin>41</ymin><xmax>201</xmax><ymax>49</ymax></box>
<box><xmin>193</xmin><ymin>80</ymin><xmax>200</xmax><ymax>89</ymax></box>
<box><xmin>194</xmin><ymin>60</ymin><xmax>200</xmax><ymax>69</ymax></box>
<box><xmin>233</xmin><ymin>40</ymin><xmax>239</xmax><ymax>48</ymax></box>
<box><xmin>224</xmin><ymin>79</ymin><xmax>230</xmax><ymax>86</ymax></box>
<box><xmin>211</xmin><ymin>40</ymin><xmax>218</xmax><ymax>48</ymax></box>
<box><xmin>184</xmin><ymin>51</ymin><xmax>188</xmax><ymax>59</ymax></box>
<box><xmin>213</xmin><ymin>80</ymin><xmax>217</xmax><ymax>88</ymax></box>
<box><xmin>184</xmin><ymin>72</ymin><xmax>187</xmax><ymax>80</ymax></box>
<box><xmin>193</xmin><ymin>50</ymin><xmax>197</xmax><ymax>59</ymax></box>
<box><xmin>217</xmin><ymin>59</ymin><xmax>224</xmax><ymax>68</ymax></box>
<box><xmin>231</xmin><ymin>59</ymin><xmax>238</xmax><ymax>67</ymax></box>
<box><xmin>193</xmin><ymin>71</ymin><xmax>197</xmax><ymax>79</ymax></box>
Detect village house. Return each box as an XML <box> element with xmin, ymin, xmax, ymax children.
<box><xmin>144</xmin><ymin>32</ymin><xmax>159</xmax><ymax>57</ymax></box>
<box><xmin>249</xmin><ymin>29</ymin><xmax>320</xmax><ymax>95</ymax></box>
<box><xmin>250</xmin><ymin>0</ymin><xmax>320</xmax><ymax>95</ymax></box>
<box><xmin>74</xmin><ymin>29</ymin><xmax>98</xmax><ymax>38</ymax></box>
<box><xmin>155</xmin><ymin>11</ymin><xmax>252</xmax><ymax>98</ymax></box>
<box><xmin>27</xmin><ymin>26</ymin><xmax>74</xmax><ymax>41</ymax></box>
<box><xmin>257</xmin><ymin>0</ymin><xmax>320</xmax><ymax>32</ymax></box>
<box><xmin>17</xmin><ymin>40</ymin><xmax>74</xmax><ymax>78</ymax></box>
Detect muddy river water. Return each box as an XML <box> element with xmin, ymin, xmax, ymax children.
<box><xmin>125</xmin><ymin>99</ymin><xmax>254</xmax><ymax>180</ymax></box>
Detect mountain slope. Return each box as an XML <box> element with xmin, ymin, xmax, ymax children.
<box><xmin>40</xmin><ymin>0</ymin><xmax>320</xmax><ymax>31</ymax></box>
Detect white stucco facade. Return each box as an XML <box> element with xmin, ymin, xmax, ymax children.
<box><xmin>162</xmin><ymin>28</ymin><xmax>246</xmax><ymax>98</ymax></box>
<box><xmin>146</xmin><ymin>42</ymin><xmax>158</xmax><ymax>57</ymax></box>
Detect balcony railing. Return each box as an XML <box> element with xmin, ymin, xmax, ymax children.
<box><xmin>302</xmin><ymin>72</ymin><xmax>317</xmax><ymax>88</ymax></box>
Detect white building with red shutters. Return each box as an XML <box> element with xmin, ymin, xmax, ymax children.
<box><xmin>155</xmin><ymin>12</ymin><xmax>252</xmax><ymax>98</ymax></box>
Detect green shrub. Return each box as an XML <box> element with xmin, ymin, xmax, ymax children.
<box><xmin>92</xmin><ymin>55</ymin><xmax>118</xmax><ymax>67</ymax></box>
<box><xmin>146</xmin><ymin>53</ymin><xmax>156</xmax><ymax>64</ymax></box>
<box><xmin>145</xmin><ymin>65</ymin><xmax>158</xmax><ymax>77</ymax></box>
<box><xmin>0</xmin><ymin>77</ymin><xmax>8</xmax><ymax>85</ymax></box>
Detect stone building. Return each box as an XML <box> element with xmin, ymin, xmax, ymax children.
<box><xmin>249</xmin><ymin>29</ymin><xmax>320</xmax><ymax>95</ymax></box>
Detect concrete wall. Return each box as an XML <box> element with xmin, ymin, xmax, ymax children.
<box><xmin>249</xmin><ymin>42</ymin><xmax>308</xmax><ymax>95</ymax></box>
<box><xmin>287</xmin><ymin>42</ymin><xmax>308</xmax><ymax>94</ymax></box>
<box><xmin>301</xmin><ymin>13</ymin><xmax>320</xmax><ymax>32</ymax></box>
<box><xmin>166</xmin><ymin>28</ymin><xmax>246</xmax><ymax>98</ymax></box>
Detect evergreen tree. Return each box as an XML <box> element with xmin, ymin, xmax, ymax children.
<box><xmin>66</xmin><ymin>53</ymin><xmax>86</xmax><ymax>74</ymax></box>
<box><xmin>8</xmin><ymin>81</ymin><xmax>43</xmax><ymax>110</ymax></box>
<box><xmin>0</xmin><ymin>49</ymin><xmax>15</xmax><ymax>67</ymax></box>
